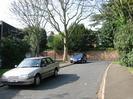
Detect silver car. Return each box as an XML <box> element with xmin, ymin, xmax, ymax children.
<box><xmin>1</xmin><ymin>57</ymin><xmax>59</xmax><ymax>86</ymax></box>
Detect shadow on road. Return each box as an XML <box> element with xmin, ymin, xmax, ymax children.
<box><xmin>38</xmin><ymin>74</ymin><xmax>80</xmax><ymax>90</ymax></box>
<box><xmin>74</xmin><ymin>61</ymin><xmax>93</xmax><ymax>65</ymax></box>
<box><xmin>0</xmin><ymin>74</ymin><xmax>79</xmax><ymax>99</ymax></box>
<box><xmin>82</xmin><ymin>61</ymin><xmax>92</xmax><ymax>64</ymax></box>
<box><xmin>0</xmin><ymin>86</ymin><xmax>20</xmax><ymax>99</ymax></box>
<box><xmin>7</xmin><ymin>74</ymin><xmax>80</xmax><ymax>90</ymax></box>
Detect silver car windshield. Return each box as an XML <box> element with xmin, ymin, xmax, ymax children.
<box><xmin>18</xmin><ymin>58</ymin><xmax>41</xmax><ymax>68</ymax></box>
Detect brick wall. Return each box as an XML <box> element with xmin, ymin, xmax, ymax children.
<box><xmin>86</xmin><ymin>51</ymin><xmax>118</xmax><ymax>61</ymax></box>
<box><xmin>40</xmin><ymin>50</ymin><xmax>118</xmax><ymax>61</ymax></box>
<box><xmin>40</xmin><ymin>51</ymin><xmax>63</xmax><ymax>60</ymax></box>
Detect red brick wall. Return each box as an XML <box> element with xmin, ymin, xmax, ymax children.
<box><xmin>40</xmin><ymin>51</ymin><xmax>63</xmax><ymax>60</ymax></box>
<box><xmin>40</xmin><ymin>50</ymin><xmax>118</xmax><ymax>61</ymax></box>
<box><xmin>86</xmin><ymin>51</ymin><xmax>118</xmax><ymax>61</ymax></box>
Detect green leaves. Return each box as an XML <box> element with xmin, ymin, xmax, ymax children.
<box><xmin>47</xmin><ymin>34</ymin><xmax>63</xmax><ymax>51</ymax></box>
<box><xmin>115</xmin><ymin>22</ymin><xmax>133</xmax><ymax>66</ymax></box>
<box><xmin>0</xmin><ymin>37</ymin><xmax>30</xmax><ymax>68</ymax></box>
<box><xmin>47</xmin><ymin>24</ymin><xmax>97</xmax><ymax>53</ymax></box>
<box><xmin>23</xmin><ymin>26</ymin><xmax>47</xmax><ymax>56</ymax></box>
<box><xmin>67</xmin><ymin>24</ymin><xmax>97</xmax><ymax>52</ymax></box>
<box><xmin>91</xmin><ymin>0</ymin><xmax>133</xmax><ymax>66</ymax></box>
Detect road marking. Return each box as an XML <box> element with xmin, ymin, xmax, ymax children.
<box><xmin>98</xmin><ymin>63</ymin><xmax>112</xmax><ymax>99</ymax></box>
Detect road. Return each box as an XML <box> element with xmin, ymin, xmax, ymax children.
<box><xmin>0</xmin><ymin>61</ymin><xmax>110</xmax><ymax>99</ymax></box>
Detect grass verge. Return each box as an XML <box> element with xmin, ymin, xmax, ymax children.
<box><xmin>113</xmin><ymin>60</ymin><xmax>133</xmax><ymax>74</ymax></box>
<box><xmin>112</xmin><ymin>60</ymin><xmax>121</xmax><ymax>64</ymax></box>
<box><xmin>56</xmin><ymin>60</ymin><xmax>66</xmax><ymax>64</ymax></box>
<box><xmin>127</xmin><ymin>67</ymin><xmax>133</xmax><ymax>74</ymax></box>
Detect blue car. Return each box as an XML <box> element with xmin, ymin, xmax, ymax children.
<box><xmin>70</xmin><ymin>53</ymin><xmax>87</xmax><ymax>63</ymax></box>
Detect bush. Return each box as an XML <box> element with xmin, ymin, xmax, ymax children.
<box><xmin>0</xmin><ymin>37</ymin><xmax>30</xmax><ymax>68</ymax></box>
<box><xmin>127</xmin><ymin>51</ymin><xmax>133</xmax><ymax>66</ymax></box>
<box><xmin>115</xmin><ymin>21</ymin><xmax>133</xmax><ymax>66</ymax></box>
<box><xmin>119</xmin><ymin>51</ymin><xmax>133</xmax><ymax>67</ymax></box>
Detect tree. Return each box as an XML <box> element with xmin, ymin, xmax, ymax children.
<box><xmin>11</xmin><ymin>0</ymin><xmax>47</xmax><ymax>27</ymax></box>
<box><xmin>92</xmin><ymin>0</ymin><xmax>133</xmax><ymax>66</ymax></box>
<box><xmin>37</xmin><ymin>0</ymin><xmax>96</xmax><ymax>61</ymax></box>
<box><xmin>115</xmin><ymin>21</ymin><xmax>133</xmax><ymax>66</ymax></box>
<box><xmin>68</xmin><ymin>24</ymin><xmax>97</xmax><ymax>52</ymax></box>
<box><xmin>39</xmin><ymin>29</ymin><xmax>47</xmax><ymax>53</ymax></box>
<box><xmin>47</xmin><ymin>32</ymin><xmax>55</xmax><ymax>50</ymax></box>
<box><xmin>91</xmin><ymin>1</ymin><xmax>120</xmax><ymax>49</ymax></box>
<box><xmin>47</xmin><ymin>24</ymin><xmax>97</xmax><ymax>53</ymax></box>
<box><xmin>11</xmin><ymin>0</ymin><xmax>47</xmax><ymax>56</ymax></box>
<box><xmin>47</xmin><ymin>33</ymin><xmax>63</xmax><ymax>51</ymax></box>
<box><xmin>11</xmin><ymin>0</ymin><xmax>98</xmax><ymax>61</ymax></box>
<box><xmin>91</xmin><ymin>0</ymin><xmax>133</xmax><ymax>49</ymax></box>
<box><xmin>97</xmin><ymin>22</ymin><xmax>115</xmax><ymax>49</ymax></box>
<box><xmin>23</xmin><ymin>27</ymin><xmax>47</xmax><ymax>56</ymax></box>
<box><xmin>53</xmin><ymin>35</ymin><xmax>64</xmax><ymax>52</ymax></box>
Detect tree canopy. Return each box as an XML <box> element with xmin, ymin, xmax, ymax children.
<box><xmin>92</xmin><ymin>0</ymin><xmax>133</xmax><ymax>66</ymax></box>
<box><xmin>47</xmin><ymin>24</ymin><xmax>97</xmax><ymax>53</ymax></box>
<box><xmin>68</xmin><ymin>24</ymin><xmax>97</xmax><ymax>52</ymax></box>
<box><xmin>23</xmin><ymin>26</ymin><xmax>47</xmax><ymax>56</ymax></box>
<box><xmin>11</xmin><ymin>0</ymin><xmax>97</xmax><ymax>61</ymax></box>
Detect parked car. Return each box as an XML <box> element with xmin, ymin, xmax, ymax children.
<box><xmin>1</xmin><ymin>57</ymin><xmax>59</xmax><ymax>86</ymax></box>
<box><xmin>70</xmin><ymin>53</ymin><xmax>87</xmax><ymax>63</ymax></box>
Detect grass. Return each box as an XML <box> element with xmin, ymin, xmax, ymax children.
<box><xmin>112</xmin><ymin>60</ymin><xmax>133</xmax><ymax>74</ymax></box>
<box><xmin>112</xmin><ymin>60</ymin><xmax>121</xmax><ymax>64</ymax></box>
<box><xmin>0</xmin><ymin>69</ymin><xmax>9</xmax><ymax>76</ymax></box>
<box><xmin>127</xmin><ymin>67</ymin><xmax>133</xmax><ymax>74</ymax></box>
<box><xmin>56</xmin><ymin>60</ymin><xmax>65</xmax><ymax>64</ymax></box>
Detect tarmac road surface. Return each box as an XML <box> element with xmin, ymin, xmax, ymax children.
<box><xmin>0</xmin><ymin>61</ymin><xmax>110</xmax><ymax>99</ymax></box>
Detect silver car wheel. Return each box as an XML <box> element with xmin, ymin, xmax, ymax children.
<box><xmin>54</xmin><ymin>69</ymin><xmax>58</xmax><ymax>76</ymax></box>
<box><xmin>34</xmin><ymin>75</ymin><xmax>41</xmax><ymax>86</ymax></box>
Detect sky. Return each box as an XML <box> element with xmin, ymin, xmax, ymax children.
<box><xmin>0</xmin><ymin>0</ymin><xmax>102</xmax><ymax>32</ymax></box>
<box><xmin>0</xmin><ymin>0</ymin><xmax>57</xmax><ymax>32</ymax></box>
<box><xmin>0</xmin><ymin>0</ymin><xmax>23</xmax><ymax>28</ymax></box>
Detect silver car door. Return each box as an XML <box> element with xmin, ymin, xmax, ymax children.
<box><xmin>46</xmin><ymin>58</ymin><xmax>55</xmax><ymax>75</ymax></box>
<box><xmin>40</xmin><ymin>58</ymin><xmax>49</xmax><ymax>79</ymax></box>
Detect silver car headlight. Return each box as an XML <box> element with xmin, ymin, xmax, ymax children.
<box><xmin>20</xmin><ymin>74</ymin><xmax>30</xmax><ymax>80</ymax></box>
<box><xmin>20</xmin><ymin>74</ymin><xmax>33</xmax><ymax>80</ymax></box>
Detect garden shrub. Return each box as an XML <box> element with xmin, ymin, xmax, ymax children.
<box><xmin>115</xmin><ymin>21</ymin><xmax>133</xmax><ymax>67</ymax></box>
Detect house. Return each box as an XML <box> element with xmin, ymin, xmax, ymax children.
<box><xmin>0</xmin><ymin>21</ymin><xmax>21</xmax><ymax>40</ymax></box>
<box><xmin>0</xmin><ymin>21</ymin><xmax>22</xmax><ymax>67</ymax></box>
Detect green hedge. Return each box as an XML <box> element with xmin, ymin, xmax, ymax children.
<box><xmin>0</xmin><ymin>37</ymin><xmax>30</xmax><ymax>69</ymax></box>
<box><xmin>115</xmin><ymin>22</ymin><xmax>133</xmax><ymax>67</ymax></box>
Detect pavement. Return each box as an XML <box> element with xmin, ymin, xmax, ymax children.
<box><xmin>105</xmin><ymin>64</ymin><xmax>133</xmax><ymax>99</ymax></box>
<box><xmin>59</xmin><ymin>62</ymin><xmax>72</xmax><ymax>68</ymax></box>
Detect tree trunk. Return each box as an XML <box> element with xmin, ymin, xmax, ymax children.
<box><xmin>36</xmin><ymin>44</ymin><xmax>39</xmax><ymax>57</ymax></box>
<box><xmin>63</xmin><ymin>37</ymin><xmax>68</xmax><ymax>62</ymax></box>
